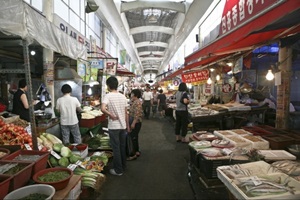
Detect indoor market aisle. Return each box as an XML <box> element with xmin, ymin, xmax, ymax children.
<box><xmin>96</xmin><ymin>116</ymin><xmax>195</xmax><ymax>199</ymax></box>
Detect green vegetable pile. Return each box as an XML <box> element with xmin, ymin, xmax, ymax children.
<box><xmin>3</xmin><ymin>164</ymin><xmax>26</xmax><ymax>175</ymax></box>
<box><xmin>38</xmin><ymin>171</ymin><xmax>70</xmax><ymax>182</ymax></box>
<box><xmin>18</xmin><ymin>193</ymin><xmax>49</xmax><ymax>200</ymax></box>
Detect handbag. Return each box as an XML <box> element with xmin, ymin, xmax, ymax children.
<box><xmin>126</xmin><ymin>133</ymin><xmax>136</xmax><ymax>157</ymax></box>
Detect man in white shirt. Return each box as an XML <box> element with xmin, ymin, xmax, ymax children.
<box><xmin>56</xmin><ymin>84</ymin><xmax>82</xmax><ymax>144</ymax></box>
<box><xmin>142</xmin><ymin>86</ymin><xmax>153</xmax><ymax>119</ymax></box>
<box><xmin>101</xmin><ymin>76</ymin><xmax>129</xmax><ymax>176</ymax></box>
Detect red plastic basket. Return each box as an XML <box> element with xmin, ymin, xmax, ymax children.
<box><xmin>0</xmin><ymin>175</ymin><xmax>12</xmax><ymax>200</ymax></box>
<box><xmin>0</xmin><ymin>160</ymin><xmax>34</xmax><ymax>191</ymax></box>
<box><xmin>3</xmin><ymin>150</ymin><xmax>49</xmax><ymax>176</ymax></box>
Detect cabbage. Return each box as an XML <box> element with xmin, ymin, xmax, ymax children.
<box><xmin>60</xmin><ymin>146</ymin><xmax>72</xmax><ymax>157</ymax></box>
<box><xmin>58</xmin><ymin>157</ymin><xmax>69</xmax><ymax>167</ymax></box>
<box><xmin>53</xmin><ymin>143</ymin><xmax>64</xmax><ymax>153</ymax></box>
<box><xmin>69</xmin><ymin>154</ymin><xmax>82</xmax><ymax>164</ymax></box>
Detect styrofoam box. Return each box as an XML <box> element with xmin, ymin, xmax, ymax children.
<box><xmin>259</xmin><ymin>150</ymin><xmax>296</xmax><ymax>161</ymax></box>
<box><xmin>217</xmin><ymin>161</ymin><xmax>300</xmax><ymax>199</ymax></box>
<box><xmin>72</xmin><ymin>146</ymin><xmax>88</xmax><ymax>158</ymax></box>
<box><xmin>241</xmin><ymin>135</ymin><xmax>270</xmax><ymax>150</ymax></box>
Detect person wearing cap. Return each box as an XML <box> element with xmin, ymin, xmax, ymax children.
<box><xmin>56</xmin><ymin>84</ymin><xmax>82</xmax><ymax>144</ymax></box>
<box><xmin>12</xmin><ymin>79</ymin><xmax>30</xmax><ymax>122</ymax></box>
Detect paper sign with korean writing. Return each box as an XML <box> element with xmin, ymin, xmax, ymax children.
<box><xmin>104</xmin><ymin>58</ymin><xmax>117</xmax><ymax>75</ymax></box>
<box><xmin>219</xmin><ymin>0</ymin><xmax>278</xmax><ymax>36</ymax></box>
<box><xmin>181</xmin><ymin>69</ymin><xmax>209</xmax><ymax>83</ymax></box>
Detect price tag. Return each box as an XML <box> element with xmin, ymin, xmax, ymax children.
<box><xmin>250</xmin><ymin>176</ymin><xmax>262</xmax><ymax>186</ymax></box>
<box><xmin>222</xmin><ymin>148</ymin><xmax>232</xmax><ymax>155</ymax></box>
<box><xmin>25</xmin><ymin>125</ymin><xmax>31</xmax><ymax>135</ymax></box>
<box><xmin>89</xmin><ymin>131</ymin><xmax>94</xmax><ymax>138</ymax></box>
<box><xmin>67</xmin><ymin>164</ymin><xmax>77</xmax><ymax>171</ymax></box>
<box><xmin>50</xmin><ymin>150</ymin><xmax>61</xmax><ymax>159</ymax></box>
<box><xmin>76</xmin><ymin>160</ymin><xmax>86</xmax><ymax>169</ymax></box>
<box><xmin>24</xmin><ymin>143</ymin><xmax>32</xmax><ymax>150</ymax></box>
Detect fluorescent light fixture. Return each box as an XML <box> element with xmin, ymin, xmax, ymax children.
<box><xmin>266</xmin><ymin>69</ymin><xmax>274</xmax><ymax>81</ymax></box>
<box><xmin>216</xmin><ymin>74</ymin><xmax>220</xmax><ymax>81</ymax></box>
<box><xmin>227</xmin><ymin>62</ymin><xmax>233</xmax><ymax>67</ymax></box>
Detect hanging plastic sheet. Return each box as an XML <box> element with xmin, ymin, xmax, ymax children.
<box><xmin>0</xmin><ymin>0</ymin><xmax>87</xmax><ymax>60</ymax></box>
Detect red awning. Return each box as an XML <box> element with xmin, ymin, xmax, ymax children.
<box><xmin>185</xmin><ymin>1</ymin><xmax>300</xmax><ymax>65</ymax></box>
<box><xmin>116</xmin><ymin>64</ymin><xmax>135</xmax><ymax>77</ymax></box>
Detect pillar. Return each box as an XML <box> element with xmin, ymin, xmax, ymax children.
<box><xmin>276</xmin><ymin>45</ymin><xmax>292</xmax><ymax>129</ymax></box>
<box><xmin>43</xmin><ymin>0</ymin><xmax>55</xmax><ymax>117</ymax></box>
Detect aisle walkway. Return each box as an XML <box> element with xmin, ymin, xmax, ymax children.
<box><xmin>97</xmin><ymin>116</ymin><xmax>195</xmax><ymax>199</ymax></box>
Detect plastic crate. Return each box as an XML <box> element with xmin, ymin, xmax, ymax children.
<box><xmin>0</xmin><ymin>175</ymin><xmax>12</xmax><ymax>200</ymax></box>
<box><xmin>0</xmin><ymin>160</ymin><xmax>34</xmax><ymax>191</ymax></box>
<box><xmin>3</xmin><ymin>150</ymin><xmax>49</xmax><ymax>176</ymax></box>
<box><xmin>262</xmin><ymin>134</ymin><xmax>294</xmax><ymax>149</ymax></box>
<box><xmin>188</xmin><ymin>146</ymin><xmax>200</xmax><ymax>168</ymax></box>
<box><xmin>80</xmin><ymin>118</ymin><xmax>95</xmax><ymax>127</ymax></box>
<box><xmin>242</xmin><ymin>126</ymin><xmax>272</xmax><ymax>136</ymax></box>
<box><xmin>95</xmin><ymin>114</ymin><xmax>106</xmax><ymax>124</ymax></box>
<box><xmin>198</xmin><ymin>154</ymin><xmax>230</xmax><ymax>179</ymax></box>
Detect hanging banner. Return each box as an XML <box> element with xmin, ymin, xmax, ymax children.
<box><xmin>104</xmin><ymin>58</ymin><xmax>117</xmax><ymax>76</ymax></box>
<box><xmin>219</xmin><ymin>0</ymin><xmax>278</xmax><ymax>36</ymax></box>
<box><xmin>181</xmin><ymin>69</ymin><xmax>209</xmax><ymax>83</ymax></box>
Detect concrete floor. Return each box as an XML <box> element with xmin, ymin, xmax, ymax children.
<box><xmin>82</xmin><ymin>115</ymin><xmax>229</xmax><ymax>200</ymax></box>
<box><xmin>95</xmin><ymin>116</ymin><xmax>195</xmax><ymax>199</ymax></box>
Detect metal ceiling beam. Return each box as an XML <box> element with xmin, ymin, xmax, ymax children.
<box><xmin>138</xmin><ymin>51</ymin><xmax>164</xmax><ymax>56</ymax></box>
<box><xmin>140</xmin><ymin>57</ymin><xmax>163</xmax><ymax>61</ymax></box>
<box><xmin>130</xmin><ymin>26</ymin><xmax>174</xmax><ymax>35</ymax></box>
<box><xmin>135</xmin><ymin>41</ymin><xmax>168</xmax><ymax>48</ymax></box>
<box><xmin>121</xmin><ymin>1</ymin><xmax>186</xmax><ymax>13</ymax></box>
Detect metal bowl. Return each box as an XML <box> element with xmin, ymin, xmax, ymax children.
<box><xmin>287</xmin><ymin>144</ymin><xmax>300</xmax><ymax>157</ymax></box>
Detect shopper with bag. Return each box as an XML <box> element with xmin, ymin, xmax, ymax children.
<box><xmin>175</xmin><ymin>82</ymin><xmax>190</xmax><ymax>143</ymax></box>
<box><xmin>127</xmin><ymin>89</ymin><xmax>143</xmax><ymax>161</ymax></box>
<box><xmin>101</xmin><ymin>76</ymin><xmax>130</xmax><ymax>176</ymax></box>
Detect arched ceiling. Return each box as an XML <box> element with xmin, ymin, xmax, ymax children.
<box><xmin>95</xmin><ymin>0</ymin><xmax>214</xmax><ymax>83</ymax></box>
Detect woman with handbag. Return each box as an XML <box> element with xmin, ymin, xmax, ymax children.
<box><xmin>127</xmin><ymin>89</ymin><xmax>143</xmax><ymax>160</ymax></box>
<box><xmin>175</xmin><ymin>82</ymin><xmax>190</xmax><ymax>143</ymax></box>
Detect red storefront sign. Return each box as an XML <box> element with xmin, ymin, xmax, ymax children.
<box><xmin>181</xmin><ymin>69</ymin><xmax>209</xmax><ymax>83</ymax></box>
<box><xmin>220</xmin><ymin>0</ymin><xmax>278</xmax><ymax>36</ymax></box>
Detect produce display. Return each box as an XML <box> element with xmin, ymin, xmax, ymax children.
<box><xmin>18</xmin><ymin>193</ymin><xmax>49</xmax><ymax>200</ymax></box>
<box><xmin>87</xmin><ymin>135</ymin><xmax>110</xmax><ymax>149</ymax></box>
<box><xmin>0</xmin><ymin>118</ymin><xmax>32</xmax><ymax>148</ymax></box>
<box><xmin>37</xmin><ymin>170</ymin><xmax>70</xmax><ymax>182</ymax></box>
<box><xmin>0</xmin><ymin>163</ymin><xmax>25</xmax><ymax>175</ymax></box>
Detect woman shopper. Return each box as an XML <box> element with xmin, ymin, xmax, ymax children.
<box><xmin>175</xmin><ymin>82</ymin><xmax>190</xmax><ymax>143</ymax></box>
<box><xmin>101</xmin><ymin>76</ymin><xmax>130</xmax><ymax>176</ymax></box>
<box><xmin>127</xmin><ymin>89</ymin><xmax>143</xmax><ymax>160</ymax></box>
<box><xmin>157</xmin><ymin>89</ymin><xmax>167</xmax><ymax>118</ymax></box>
<box><xmin>12</xmin><ymin>79</ymin><xmax>30</xmax><ymax>122</ymax></box>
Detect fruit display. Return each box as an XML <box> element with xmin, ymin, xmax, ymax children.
<box><xmin>0</xmin><ymin>118</ymin><xmax>32</xmax><ymax>149</ymax></box>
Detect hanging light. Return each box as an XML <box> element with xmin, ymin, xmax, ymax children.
<box><xmin>266</xmin><ymin>69</ymin><xmax>274</xmax><ymax>81</ymax></box>
<box><xmin>87</xmin><ymin>87</ymin><xmax>92</xmax><ymax>95</ymax></box>
<box><xmin>207</xmin><ymin>77</ymin><xmax>212</xmax><ymax>84</ymax></box>
<box><xmin>216</xmin><ymin>74</ymin><xmax>220</xmax><ymax>81</ymax></box>
<box><xmin>209</xmin><ymin>68</ymin><xmax>215</xmax><ymax>72</ymax></box>
<box><xmin>148</xmin><ymin>9</ymin><xmax>158</xmax><ymax>23</ymax></box>
<box><xmin>30</xmin><ymin>50</ymin><xmax>36</xmax><ymax>56</ymax></box>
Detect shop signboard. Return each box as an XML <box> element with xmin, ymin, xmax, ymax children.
<box><xmin>181</xmin><ymin>69</ymin><xmax>209</xmax><ymax>84</ymax></box>
<box><xmin>219</xmin><ymin>0</ymin><xmax>281</xmax><ymax>36</ymax></box>
<box><xmin>104</xmin><ymin>58</ymin><xmax>117</xmax><ymax>76</ymax></box>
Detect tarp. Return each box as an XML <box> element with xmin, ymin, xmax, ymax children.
<box><xmin>0</xmin><ymin>0</ymin><xmax>87</xmax><ymax>60</ymax></box>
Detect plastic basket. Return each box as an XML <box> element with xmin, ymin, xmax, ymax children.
<box><xmin>80</xmin><ymin>118</ymin><xmax>95</xmax><ymax>128</ymax></box>
<box><xmin>0</xmin><ymin>175</ymin><xmax>12</xmax><ymax>200</ymax></box>
<box><xmin>0</xmin><ymin>160</ymin><xmax>34</xmax><ymax>191</ymax></box>
<box><xmin>3</xmin><ymin>150</ymin><xmax>49</xmax><ymax>176</ymax></box>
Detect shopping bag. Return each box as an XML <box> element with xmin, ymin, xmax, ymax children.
<box><xmin>126</xmin><ymin>134</ymin><xmax>136</xmax><ymax>157</ymax></box>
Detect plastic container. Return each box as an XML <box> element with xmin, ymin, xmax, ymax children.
<box><xmin>0</xmin><ymin>175</ymin><xmax>12</xmax><ymax>200</ymax></box>
<box><xmin>3</xmin><ymin>150</ymin><xmax>49</xmax><ymax>176</ymax></box>
<box><xmin>33</xmin><ymin>167</ymin><xmax>73</xmax><ymax>190</ymax></box>
<box><xmin>0</xmin><ymin>148</ymin><xmax>10</xmax><ymax>160</ymax></box>
<box><xmin>0</xmin><ymin>160</ymin><xmax>34</xmax><ymax>191</ymax></box>
<box><xmin>95</xmin><ymin>114</ymin><xmax>106</xmax><ymax>124</ymax></box>
<box><xmin>4</xmin><ymin>184</ymin><xmax>55</xmax><ymax>200</ymax></box>
<box><xmin>80</xmin><ymin>118</ymin><xmax>95</xmax><ymax>127</ymax></box>
<box><xmin>262</xmin><ymin>134</ymin><xmax>294</xmax><ymax>149</ymax></box>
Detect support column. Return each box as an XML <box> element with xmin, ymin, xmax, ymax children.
<box><xmin>276</xmin><ymin>45</ymin><xmax>292</xmax><ymax>129</ymax></box>
<box><xmin>43</xmin><ymin>0</ymin><xmax>55</xmax><ymax>117</ymax></box>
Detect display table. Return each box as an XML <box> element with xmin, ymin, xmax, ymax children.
<box><xmin>53</xmin><ymin>175</ymin><xmax>81</xmax><ymax>200</ymax></box>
